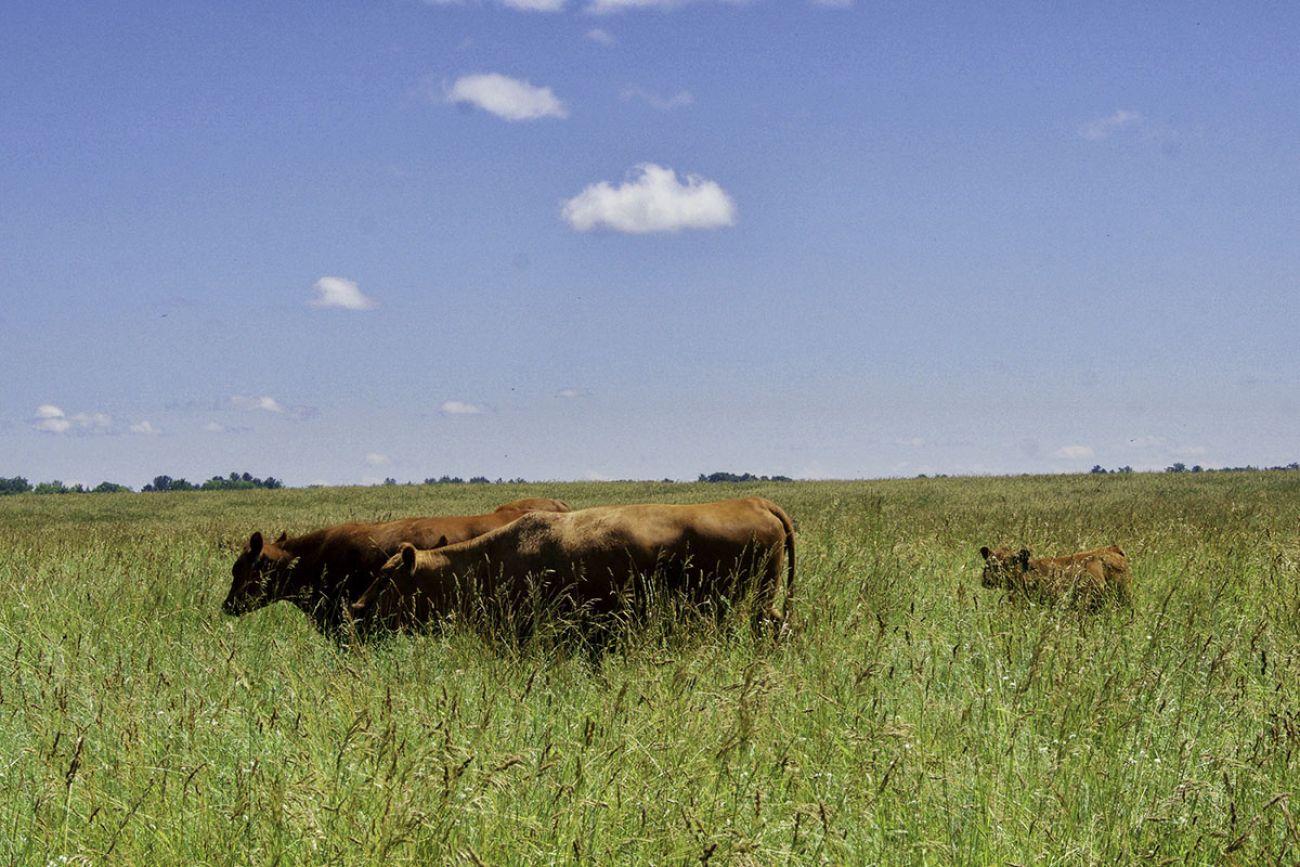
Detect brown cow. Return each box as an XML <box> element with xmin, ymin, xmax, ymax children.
<box><xmin>222</xmin><ymin>498</ymin><xmax>569</xmax><ymax>635</ymax></box>
<box><xmin>979</xmin><ymin>544</ymin><xmax>1131</xmax><ymax>609</ymax></box>
<box><xmin>350</xmin><ymin>497</ymin><xmax>796</xmax><ymax>637</ymax></box>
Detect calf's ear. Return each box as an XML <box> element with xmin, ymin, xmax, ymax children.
<box><xmin>1017</xmin><ymin>549</ymin><xmax>1031</xmax><ymax>570</ymax></box>
<box><xmin>979</xmin><ymin>546</ymin><xmax>991</xmax><ymax>560</ymax></box>
<box><xmin>431</xmin><ymin>535</ymin><xmax>449</xmax><ymax>550</ymax></box>
<box><xmin>400</xmin><ymin>542</ymin><xmax>418</xmax><ymax>573</ymax></box>
<box><xmin>275</xmin><ymin>531</ymin><xmax>288</xmax><ymax>544</ymax></box>
<box><xmin>249</xmin><ymin>531</ymin><xmax>264</xmax><ymax>557</ymax></box>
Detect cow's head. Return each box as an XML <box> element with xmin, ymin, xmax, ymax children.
<box><xmin>223</xmin><ymin>531</ymin><xmax>300</xmax><ymax>615</ymax></box>
<box><xmin>352</xmin><ymin>541</ymin><xmax>426</xmax><ymax>613</ymax></box>
<box><xmin>979</xmin><ymin>546</ymin><xmax>1031</xmax><ymax>589</ymax></box>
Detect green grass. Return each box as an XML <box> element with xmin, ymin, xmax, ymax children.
<box><xmin>2</xmin><ymin>474</ymin><xmax>1299</xmax><ymax>864</ymax></box>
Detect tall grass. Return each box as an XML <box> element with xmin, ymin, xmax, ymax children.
<box><xmin>1</xmin><ymin>475</ymin><xmax>1298</xmax><ymax>863</ymax></box>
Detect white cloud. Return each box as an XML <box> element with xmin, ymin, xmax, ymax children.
<box><xmin>72</xmin><ymin>412</ymin><xmax>113</xmax><ymax>431</ymax></box>
<box><xmin>895</xmin><ymin>437</ymin><xmax>925</xmax><ymax>448</ymax></box>
<box><xmin>1079</xmin><ymin>109</ymin><xmax>1142</xmax><ymax>141</ymax></box>
<box><xmin>1053</xmin><ymin>444</ymin><xmax>1095</xmax><ymax>461</ymax></box>
<box><xmin>562</xmin><ymin>163</ymin><xmax>736</xmax><ymax>234</ymax></box>
<box><xmin>440</xmin><ymin>400</ymin><xmax>485</xmax><ymax>415</ymax></box>
<box><xmin>586</xmin><ymin>27</ymin><xmax>616</xmax><ymax>45</ymax></box>
<box><xmin>128</xmin><ymin>421</ymin><xmax>159</xmax><ymax>435</ymax></box>
<box><xmin>365</xmin><ymin>452</ymin><xmax>392</xmax><ymax>466</ymax></box>
<box><xmin>811</xmin><ymin>0</ymin><xmax>852</xmax><ymax>6</ymax></box>
<box><xmin>231</xmin><ymin>395</ymin><xmax>285</xmax><ymax>414</ymax></box>
<box><xmin>32</xmin><ymin>404</ymin><xmax>114</xmax><ymax>435</ymax></box>
<box><xmin>33</xmin><ymin>405</ymin><xmax>71</xmax><ymax>434</ymax></box>
<box><xmin>310</xmin><ymin>276</ymin><xmax>375</xmax><ymax>311</ymax></box>
<box><xmin>203</xmin><ymin>421</ymin><xmax>227</xmax><ymax>433</ymax></box>
<box><xmin>620</xmin><ymin>86</ymin><xmax>693</xmax><ymax>111</ymax></box>
<box><xmin>557</xmin><ymin>387</ymin><xmax>584</xmax><ymax>399</ymax></box>
<box><xmin>446</xmin><ymin>73</ymin><xmax>568</xmax><ymax>121</ymax></box>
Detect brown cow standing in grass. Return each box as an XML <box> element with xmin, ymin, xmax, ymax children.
<box><xmin>222</xmin><ymin>498</ymin><xmax>569</xmax><ymax>635</ymax></box>
<box><xmin>350</xmin><ymin>497</ymin><xmax>796</xmax><ymax>639</ymax></box>
<box><xmin>979</xmin><ymin>544</ymin><xmax>1131</xmax><ymax>609</ymax></box>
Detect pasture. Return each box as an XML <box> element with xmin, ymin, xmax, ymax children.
<box><xmin>2</xmin><ymin>474</ymin><xmax>1299</xmax><ymax>864</ymax></box>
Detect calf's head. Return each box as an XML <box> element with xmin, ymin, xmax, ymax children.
<box><xmin>223</xmin><ymin>531</ymin><xmax>299</xmax><ymax>615</ymax></box>
<box><xmin>979</xmin><ymin>546</ymin><xmax>1031</xmax><ymax>589</ymax></box>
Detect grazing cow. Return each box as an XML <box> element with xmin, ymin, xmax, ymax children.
<box><xmin>221</xmin><ymin>498</ymin><xmax>569</xmax><ymax>635</ymax></box>
<box><xmin>979</xmin><ymin>544</ymin><xmax>1131</xmax><ymax>609</ymax></box>
<box><xmin>350</xmin><ymin>497</ymin><xmax>796</xmax><ymax>638</ymax></box>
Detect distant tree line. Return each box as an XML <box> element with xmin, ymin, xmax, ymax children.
<box><xmin>697</xmin><ymin>472</ymin><xmax>793</xmax><ymax>483</ymax></box>
<box><xmin>143</xmin><ymin>472</ymin><xmax>283</xmax><ymax>492</ymax></box>
<box><xmin>1166</xmin><ymin>461</ymin><xmax>1299</xmax><ymax>474</ymax></box>
<box><xmin>1092</xmin><ymin>462</ymin><xmax>1300</xmax><ymax>475</ymax></box>
<box><xmin>0</xmin><ymin>477</ymin><xmax>131</xmax><ymax>495</ymax></box>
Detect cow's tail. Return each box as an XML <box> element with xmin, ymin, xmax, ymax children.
<box><xmin>766</xmin><ymin>501</ymin><xmax>796</xmax><ymax>623</ymax></box>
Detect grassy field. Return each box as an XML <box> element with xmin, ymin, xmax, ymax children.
<box><xmin>2</xmin><ymin>474</ymin><xmax>1299</xmax><ymax>864</ymax></box>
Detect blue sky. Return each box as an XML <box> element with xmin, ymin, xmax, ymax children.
<box><xmin>3</xmin><ymin>0</ymin><xmax>1298</xmax><ymax>486</ymax></box>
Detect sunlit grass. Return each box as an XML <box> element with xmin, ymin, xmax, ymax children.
<box><xmin>2</xmin><ymin>474</ymin><xmax>1299</xmax><ymax>863</ymax></box>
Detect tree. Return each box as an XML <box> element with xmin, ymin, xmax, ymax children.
<box><xmin>0</xmin><ymin>476</ymin><xmax>31</xmax><ymax>495</ymax></box>
<box><xmin>1165</xmin><ymin>463</ymin><xmax>1187</xmax><ymax>473</ymax></box>
<box><xmin>92</xmin><ymin>481</ymin><xmax>130</xmax><ymax>493</ymax></box>
<box><xmin>1090</xmin><ymin>465</ymin><xmax>1106</xmax><ymax>474</ymax></box>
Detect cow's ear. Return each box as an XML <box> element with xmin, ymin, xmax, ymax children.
<box><xmin>1018</xmin><ymin>549</ymin><xmax>1031</xmax><ymax>570</ymax></box>
<box><xmin>980</xmin><ymin>546</ymin><xmax>991</xmax><ymax>560</ymax></box>
<box><xmin>275</xmin><ymin>531</ymin><xmax>288</xmax><ymax>544</ymax></box>
<box><xmin>431</xmin><ymin>535</ymin><xmax>449</xmax><ymax>550</ymax></box>
<box><xmin>249</xmin><ymin>531</ymin><xmax>264</xmax><ymax>557</ymax></box>
<box><xmin>400</xmin><ymin>542</ymin><xmax>417</xmax><ymax>573</ymax></box>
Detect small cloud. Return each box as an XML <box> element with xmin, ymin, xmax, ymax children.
<box><xmin>446</xmin><ymin>73</ymin><xmax>568</xmax><ymax>121</ymax></box>
<box><xmin>620</xmin><ymin>86</ymin><xmax>693</xmax><ymax>111</ymax></box>
<box><xmin>586</xmin><ymin>27</ymin><xmax>616</xmax><ymax>45</ymax></box>
<box><xmin>895</xmin><ymin>437</ymin><xmax>925</xmax><ymax>448</ymax></box>
<box><xmin>71</xmin><ymin>412</ymin><xmax>113</xmax><ymax>431</ymax></box>
<box><xmin>1079</xmin><ymin>109</ymin><xmax>1142</xmax><ymax>141</ymax></box>
<box><xmin>32</xmin><ymin>405</ymin><xmax>114</xmax><ymax>435</ymax></box>
<box><xmin>811</xmin><ymin>0</ymin><xmax>853</xmax><ymax>6</ymax></box>
<box><xmin>562</xmin><ymin>163</ymin><xmax>736</xmax><ymax>234</ymax></box>
<box><xmin>440</xmin><ymin>400</ymin><xmax>485</xmax><ymax>416</ymax></box>
<box><xmin>33</xmin><ymin>405</ymin><xmax>71</xmax><ymax>434</ymax></box>
<box><xmin>585</xmin><ymin>469</ymin><xmax>615</xmax><ymax>481</ymax></box>
<box><xmin>203</xmin><ymin>421</ymin><xmax>227</xmax><ymax>433</ymax></box>
<box><xmin>128</xmin><ymin>421</ymin><xmax>160</xmax><ymax>435</ymax></box>
<box><xmin>365</xmin><ymin>452</ymin><xmax>392</xmax><ymax>467</ymax></box>
<box><xmin>231</xmin><ymin>395</ymin><xmax>285</xmax><ymax>414</ymax></box>
<box><xmin>310</xmin><ymin>276</ymin><xmax>375</xmax><ymax>311</ymax></box>
<box><xmin>556</xmin><ymin>387</ymin><xmax>585</xmax><ymax>399</ymax></box>
<box><xmin>1053</xmin><ymin>444</ymin><xmax>1095</xmax><ymax>461</ymax></box>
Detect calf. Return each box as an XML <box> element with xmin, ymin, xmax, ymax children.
<box><xmin>222</xmin><ymin>497</ymin><xmax>569</xmax><ymax>635</ymax></box>
<box><xmin>351</xmin><ymin>497</ymin><xmax>796</xmax><ymax>637</ymax></box>
<box><xmin>979</xmin><ymin>544</ymin><xmax>1131</xmax><ymax>609</ymax></box>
